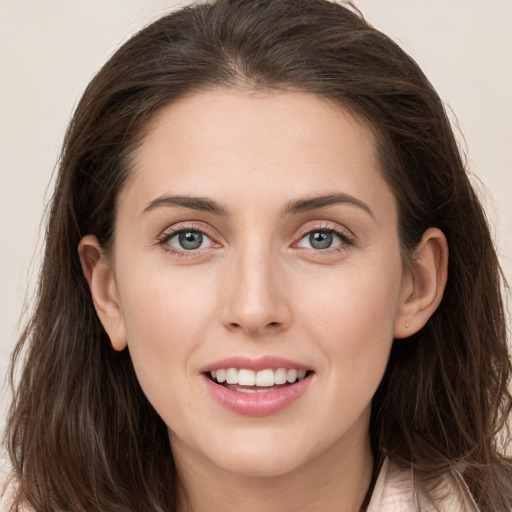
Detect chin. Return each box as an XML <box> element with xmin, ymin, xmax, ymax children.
<box><xmin>201</xmin><ymin>432</ymin><xmax>314</xmax><ymax>478</ymax></box>
<box><xmin>214</xmin><ymin>451</ymin><xmax>306</xmax><ymax>478</ymax></box>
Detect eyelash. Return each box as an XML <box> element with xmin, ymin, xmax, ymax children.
<box><xmin>294</xmin><ymin>223</ymin><xmax>354</xmax><ymax>253</ymax></box>
<box><xmin>157</xmin><ymin>223</ymin><xmax>218</xmax><ymax>258</ymax></box>
<box><xmin>157</xmin><ymin>222</ymin><xmax>354</xmax><ymax>257</ymax></box>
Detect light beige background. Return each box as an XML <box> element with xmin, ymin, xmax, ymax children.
<box><xmin>1</xmin><ymin>0</ymin><xmax>511</xmax><ymax>429</ymax></box>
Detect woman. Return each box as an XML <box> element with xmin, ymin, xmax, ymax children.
<box><xmin>2</xmin><ymin>0</ymin><xmax>511</xmax><ymax>510</ymax></box>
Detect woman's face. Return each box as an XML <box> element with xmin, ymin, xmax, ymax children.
<box><xmin>107</xmin><ymin>89</ymin><xmax>410</xmax><ymax>476</ymax></box>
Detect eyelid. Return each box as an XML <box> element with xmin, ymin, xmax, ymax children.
<box><xmin>293</xmin><ymin>221</ymin><xmax>354</xmax><ymax>245</ymax></box>
<box><xmin>157</xmin><ymin>221</ymin><xmax>222</xmax><ymax>254</ymax></box>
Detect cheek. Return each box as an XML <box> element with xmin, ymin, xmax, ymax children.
<box><xmin>120</xmin><ymin>264</ymin><xmax>219</xmax><ymax>342</ymax></box>
<box><xmin>115</xmin><ymin>265</ymin><xmax>219</xmax><ymax>407</ymax></box>
<box><xmin>296</xmin><ymin>255</ymin><xmax>403</xmax><ymax>376</ymax></box>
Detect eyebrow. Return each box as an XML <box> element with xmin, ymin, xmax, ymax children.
<box><xmin>141</xmin><ymin>195</ymin><xmax>229</xmax><ymax>216</ymax></box>
<box><xmin>282</xmin><ymin>193</ymin><xmax>374</xmax><ymax>218</ymax></box>
<box><xmin>141</xmin><ymin>192</ymin><xmax>373</xmax><ymax>219</ymax></box>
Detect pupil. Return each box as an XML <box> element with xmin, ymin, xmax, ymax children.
<box><xmin>179</xmin><ymin>231</ymin><xmax>203</xmax><ymax>250</ymax></box>
<box><xmin>309</xmin><ymin>231</ymin><xmax>332</xmax><ymax>249</ymax></box>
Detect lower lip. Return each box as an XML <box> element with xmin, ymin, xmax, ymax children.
<box><xmin>202</xmin><ymin>374</ymin><xmax>313</xmax><ymax>416</ymax></box>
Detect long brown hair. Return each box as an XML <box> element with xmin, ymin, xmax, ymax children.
<box><xmin>5</xmin><ymin>1</ymin><xmax>511</xmax><ymax>510</ymax></box>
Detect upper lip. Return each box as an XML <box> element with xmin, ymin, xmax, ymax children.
<box><xmin>200</xmin><ymin>356</ymin><xmax>312</xmax><ymax>373</ymax></box>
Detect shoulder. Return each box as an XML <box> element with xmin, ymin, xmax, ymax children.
<box><xmin>366</xmin><ymin>457</ymin><xmax>480</xmax><ymax>512</ymax></box>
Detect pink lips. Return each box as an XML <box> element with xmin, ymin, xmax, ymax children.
<box><xmin>200</xmin><ymin>356</ymin><xmax>311</xmax><ymax>373</ymax></box>
<box><xmin>200</xmin><ymin>356</ymin><xmax>313</xmax><ymax>416</ymax></box>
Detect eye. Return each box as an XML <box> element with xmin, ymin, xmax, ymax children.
<box><xmin>165</xmin><ymin>229</ymin><xmax>213</xmax><ymax>251</ymax></box>
<box><xmin>296</xmin><ymin>229</ymin><xmax>347</xmax><ymax>250</ymax></box>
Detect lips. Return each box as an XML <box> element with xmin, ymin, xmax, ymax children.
<box><xmin>200</xmin><ymin>356</ymin><xmax>314</xmax><ymax>416</ymax></box>
<box><xmin>201</xmin><ymin>355</ymin><xmax>311</xmax><ymax>373</ymax></box>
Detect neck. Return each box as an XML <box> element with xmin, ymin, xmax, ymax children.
<box><xmin>173</xmin><ymin>429</ymin><xmax>374</xmax><ymax>512</ymax></box>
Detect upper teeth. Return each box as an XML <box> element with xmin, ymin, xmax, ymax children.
<box><xmin>211</xmin><ymin>368</ymin><xmax>307</xmax><ymax>386</ymax></box>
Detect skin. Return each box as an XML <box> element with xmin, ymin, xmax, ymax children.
<box><xmin>80</xmin><ymin>89</ymin><xmax>448</xmax><ymax>512</ymax></box>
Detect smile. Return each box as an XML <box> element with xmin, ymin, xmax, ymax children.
<box><xmin>201</xmin><ymin>357</ymin><xmax>314</xmax><ymax>416</ymax></box>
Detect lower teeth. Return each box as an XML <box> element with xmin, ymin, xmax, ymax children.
<box><xmin>225</xmin><ymin>384</ymin><xmax>288</xmax><ymax>393</ymax></box>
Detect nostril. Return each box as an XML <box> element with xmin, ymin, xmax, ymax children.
<box><xmin>225</xmin><ymin>319</ymin><xmax>284</xmax><ymax>334</ymax></box>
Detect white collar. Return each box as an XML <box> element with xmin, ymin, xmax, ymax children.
<box><xmin>366</xmin><ymin>457</ymin><xmax>480</xmax><ymax>512</ymax></box>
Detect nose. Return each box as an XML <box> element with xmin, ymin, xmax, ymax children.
<box><xmin>221</xmin><ymin>242</ymin><xmax>291</xmax><ymax>337</ymax></box>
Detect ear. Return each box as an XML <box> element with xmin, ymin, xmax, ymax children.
<box><xmin>394</xmin><ymin>228</ymin><xmax>448</xmax><ymax>339</ymax></box>
<box><xmin>78</xmin><ymin>235</ymin><xmax>127</xmax><ymax>351</ymax></box>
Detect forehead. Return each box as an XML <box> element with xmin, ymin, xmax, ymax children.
<box><xmin>138</xmin><ymin>88</ymin><xmax>378</xmax><ymax>166</ymax></box>
<box><xmin>125</xmin><ymin>88</ymin><xmax>394</xmax><ymax>219</ymax></box>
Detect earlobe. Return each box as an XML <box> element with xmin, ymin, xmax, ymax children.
<box><xmin>78</xmin><ymin>235</ymin><xmax>127</xmax><ymax>351</ymax></box>
<box><xmin>394</xmin><ymin>228</ymin><xmax>448</xmax><ymax>339</ymax></box>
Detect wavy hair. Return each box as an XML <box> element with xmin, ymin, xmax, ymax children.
<box><xmin>5</xmin><ymin>0</ymin><xmax>511</xmax><ymax>510</ymax></box>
